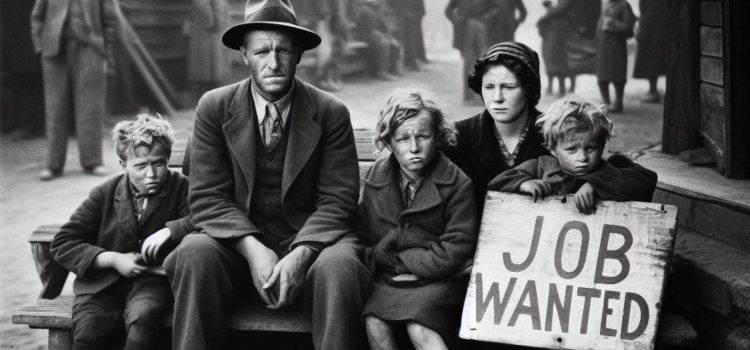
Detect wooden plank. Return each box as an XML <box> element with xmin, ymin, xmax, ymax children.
<box><xmin>460</xmin><ymin>193</ymin><xmax>678</xmax><ymax>349</ymax></box>
<box><xmin>699</xmin><ymin>56</ymin><xmax>723</xmax><ymax>85</ymax></box>
<box><xmin>699</xmin><ymin>82</ymin><xmax>726</xmax><ymax>171</ymax></box>
<box><xmin>699</xmin><ymin>27</ymin><xmax>723</xmax><ymax>57</ymax></box>
<box><xmin>699</xmin><ymin>1</ymin><xmax>722</xmax><ymax>26</ymax></box>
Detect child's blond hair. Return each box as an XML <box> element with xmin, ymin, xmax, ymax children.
<box><xmin>112</xmin><ymin>113</ymin><xmax>174</xmax><ymax>161</ymax></box>
<box><xmin>374</xmin><ymin>88</ymin><xmax>457</xmax><ymax>151</ymax></box>
<box><xmin>537</xmin><ymin>98</ymin><xmax>613</xmax><ymax>150</ymax></box>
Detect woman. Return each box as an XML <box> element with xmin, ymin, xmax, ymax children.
<box><xmin>445</xmin><ymin>42</ymin><xmax>550</xmax><ymax>211</ymax></box>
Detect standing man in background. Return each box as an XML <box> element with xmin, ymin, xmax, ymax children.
<box><xmin>31</xmin><ymin>0</ymin><xmax>114</xmax><ymax>181</ymax></box>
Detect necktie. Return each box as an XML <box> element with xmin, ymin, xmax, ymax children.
<box><xmin>262</xmin><ymin>103</ymin><xmax>283</xmax><ymax>151</ymax></box>
<box><xmin>404</xmin><ymin>180</ymin><xmax>420</xmax><ymax>207</ymax></box>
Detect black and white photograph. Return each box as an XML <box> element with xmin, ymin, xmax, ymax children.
<box><xmin>1</xmin><ymin>0</ymin><xmax>749</xmax><ymax>349</ymax></box>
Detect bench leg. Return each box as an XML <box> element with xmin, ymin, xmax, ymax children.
<box><xmin>49</xmin><ymin>328</ymin><xmax>72</xmax><ymax>350</ymax></box>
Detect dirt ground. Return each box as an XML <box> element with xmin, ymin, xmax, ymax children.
<box><xmin>1</xmin><ymin>4</ymin><xmax>662</xmax><ymax>348</ymax></box>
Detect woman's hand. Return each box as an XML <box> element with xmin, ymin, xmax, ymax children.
<box><xmin>519</xmin><ymin>180</ymin><xmax>552</xmax><ymax>202</ymax></box>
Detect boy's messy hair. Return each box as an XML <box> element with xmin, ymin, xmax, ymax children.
<box><xmin>537</xmin><ymin>98</ymin><xmax>614</xmax><ymax>150</ymax></box>
<box><xmin>374</xmin><ymin>88</ymin><xmax>457</xmax><ymax>151</ymax></box>
<box><xmin>112</xmin><ymin>113</ymin><xmax>174</xmax><ymax>161</ymax></box>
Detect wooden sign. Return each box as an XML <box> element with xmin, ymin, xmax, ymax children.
<box><xmin>460</xmin><ymin>192</ymin><xmax>678</xmax><ymax>350</ymax></box>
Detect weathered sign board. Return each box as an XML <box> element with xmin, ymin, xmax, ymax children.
<box><xmin>460</xmin><ymin>192</ymin><xmax>678</xmax><ymax>350</ymax></box>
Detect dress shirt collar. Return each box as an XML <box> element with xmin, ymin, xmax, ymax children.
<box><xmin>251</xmin><ymin>81</ymin><xmax>294</xmax><ymax>128</ymax></box>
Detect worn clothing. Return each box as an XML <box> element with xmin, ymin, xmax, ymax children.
<box><xmin>358</xmin><ymin>153</ymin><xmax>477</xmax><ymax>345</ymax></box>
<box><xmin>444</xmin><ymin>110</ymin><xmax>549</xmax><ymax>212</ymax></box>
<box><xmin>51</xmin><ymin>171</ymin><xmax>190</xmax><ymax>349</ymax></box>
<box><xmin>30</xmin><ymin>0</ymin><xmax>115</xmax><ymax>171</ymax></box>
<box><xmin>488</xmin><ymin>154</ymin><xmax>658</xmax><ymax>202</ymax></box>
<box><xmin>72</xmin><ymin>276</ymin><xmax>171</xmax><ymax>350</ymax></box>
<box><xmin>51</xmin><ymin>170</ymin><xmax>191</xmax><ymax>295</ymax></box>
<box><xmin>595</xmin><ymin>0</ymin><xmax>636</xmax><ymax>83</ymax></box>
<box><xmin>633</xmin><ymin>0</ymin><xmax>667</xmax><ymax>79</ymax></box>
<box><xmin>170</xmin><ymin>77</ymin><xmax>365</xmax><ymax>350</ymax></box>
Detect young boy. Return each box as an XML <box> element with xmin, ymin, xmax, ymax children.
<box><xmin>488</xmin><ymin>98</ymin><xmax>657</xmax><ymax>213</ymax></box>
<box><xmin>51</xmin><ymin>114</ymin><xmax>192</xmax><ymax>349</ymax></box>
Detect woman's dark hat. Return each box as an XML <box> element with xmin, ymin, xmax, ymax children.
<box><xmin>468</xmin><ymin>41</ymin><xmax>541</xmax><ymax>94</ymax></box>
<box><xmin>222</xmin><ymin>0</ymin><xmax>321</xmax><ymax>51</ymax></box>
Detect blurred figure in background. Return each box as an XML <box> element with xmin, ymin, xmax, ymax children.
<box><xmin>31</xmin><ymin>0</ymin><xmax>115</xmax><ymax>180</ymax></box>
<box><xmin>386</xmin><ymin>0</ymin><xmax>426</xmax><ymax>71</ymax></box>
<box><xmin>188</xmin><ymin>0</ymin><xmax>231</xmax><ymax>99</ymax></box>
<box><xmin>485</xmin><ymin>0</ymin><xmax>527</xmax><ymax>44</ymax></box>
<box><xmin>445</xmin><ymin>0</ymin><xmax>489</xmax><ymax>103</ymax></box>
<box><xmin>564</xmin><ymin>0</ymin><xmax>601</xmax><ymax>94</ymax></box>
<box><xmin>595</xmin><ymin>0</ymin><xmax>636</xmax><ymax>113</ymax></box>
<box><xmin>538</xmin><ymin>0</ymin><xmax>575</xmax><ymax>97</ymax></box>
<box><xmin>294</xmin><ymin>0</ymin><xmax>352</xmax><ymax>91</ymax></box>
<box><xmin>353</xmin><ymin>0</ymin><xmax>403</xmax><ymax>80</ymax></box>
<box><xmin>632</xmin><ymin>0</ymin><xmax>667</xmax><ymax>103</ymax></box>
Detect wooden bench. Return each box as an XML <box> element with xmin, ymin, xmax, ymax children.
<box><xmin>12</xmin><ymin>129</ymin><xmax>379</xmax><ymax>350</ymax></box>
<box><xmin>12</xmin><ymin>129</ymin><xmax>699</xmax><ymax>349</ymax></box>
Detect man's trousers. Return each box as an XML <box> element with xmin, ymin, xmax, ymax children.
<box><xmin>164</xmin><ymin>234</ymin><xmax>372</xmax><ymax>350</ymax></box>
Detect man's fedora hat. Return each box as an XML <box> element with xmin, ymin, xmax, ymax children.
<box><xmin>222</xmin><ymin>0</ymin><xmax>321</xmax><ymax>51</ymax></box>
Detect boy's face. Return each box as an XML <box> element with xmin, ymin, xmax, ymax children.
<box><xmin>552</xmin><ymin>132</ymin><xmax>603</xmax><ymax>176</ymax></box>
<box><xmin>121</xmin><ymin>142</ymin><xmax>170</xmax><ymax>195</ymax></box>
<box><xmin>388</xmin><ymin>110</ymin><xmax>437</xmax><ymax>179</ymax></box>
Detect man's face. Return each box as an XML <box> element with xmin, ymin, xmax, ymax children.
<box><xmin>122</xmin><ymin>143</ymin><xmax>170</xmax><ymax>195</ymax></box>
<box><xmin>240</xmin><ymin>29</ymin><xmax>300</xmax><ymax>101</ymax></box>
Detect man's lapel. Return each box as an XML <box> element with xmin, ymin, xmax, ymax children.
<box><xmin>222</xmin><ymin>79</ymin><xmax>258</xmax><ymax>208</ymax></box>
<box><xmin>282</xmin><ymin>79</ymin><xmax>321</xmax><ymax>199</ymax></box>
<box><xmin>114</xmin><ymin>175</ymin><xmax>138</xmax><ymax>240</ymax></box>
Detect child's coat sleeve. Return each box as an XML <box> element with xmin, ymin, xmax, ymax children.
<box><xmin>580</xmin><ymin>154</ymin><xmax>658</xmax><ymax>202</ymax></box>
<box><xmin>487</xmin><ymin>158</ymin><xmax>542</xmax><ymax>192</ymax></box>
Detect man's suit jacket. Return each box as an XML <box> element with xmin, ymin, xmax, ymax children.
<box><xmin>51</xmin><ymin>170</ymin><xmax>192</xmax><ymax>295</ymax></box>
<box><xmin>30</xmin><ymin>0</ymin><xmax>111</xmax><ymax>57</ymax></box>
<box><xmin>188</xmin><ymin>78</ymin><xmax>359</xmax><ymax>252</ymax></box>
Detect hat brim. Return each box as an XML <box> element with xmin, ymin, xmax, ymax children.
<box><xmin>222</xmin><ymin>22</ymin><xmax>321</xmax><ymax>51</ymax></box>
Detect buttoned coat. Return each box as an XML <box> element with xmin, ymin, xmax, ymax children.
<box><xmin>188</xmin><ymin>78</ymin><xmax>359</xmax><ymax>251</ymax></box>
<box><xmin>51</xmin><ymin>170</ymin><xmax>192</xmax><ymax>295</ymax></box>
<box><xmin>358</xmin><ymin>153</ymin><xmax>478</xmax><ymax>281</ymax></box>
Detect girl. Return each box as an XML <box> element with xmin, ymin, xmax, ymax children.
<box><xmin>359</xmin><ymin>89</ymin><xmax>478</xmax><ymax>349</ymax></box>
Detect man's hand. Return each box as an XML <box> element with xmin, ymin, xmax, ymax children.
<box><xmin>573</xmin><ymin>182</ymin><xmax>597</xmax><ymax>214</ymax></box>
<box><xmin>519</xmin><ymin>180</ymin><xmax>552</xmax><ymax>202</ymax></box>
<box><xmin>264</xmin><ymin>245</ymin><xmax>315</xmax><ymax>310</ymax></box>
<box><xmin>235</xmin><ymin>236</ymin><xmax>280</xmax><ymax>306</ymax></box>
<box><xmin>141</xmin><ymin>228</ymin><xmax>171</xmax><ymax>265</ymax></box>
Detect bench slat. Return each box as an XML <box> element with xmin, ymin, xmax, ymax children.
<box><xmin>12</xmin><ymin>295</ymin><xmax>312</xmax><ymax>333</ymax></box>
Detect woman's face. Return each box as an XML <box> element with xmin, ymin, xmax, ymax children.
<box><xmin>481</xmin><ymin>64</ymin><xmax>529</xmax><ymax>125</ymax></box>
<box><xmin>388</xmin><ymin>110</ymin><xmax>437</xmax><ymax>179</ymax></box>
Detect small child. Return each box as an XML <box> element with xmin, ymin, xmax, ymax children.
<box><xmin>359</xmin><ymin>89</ymin><xmax>477</xmax><ymax>350</ymax></box>
<box><xmin>51</xmin><ymin>114</ymin><xmax>192</xmax><ymax>349</ymax></box>
<box><xmin>488</xmin><ymin>98</ymin><xmax>657</xmax><ymax>213</ymax></box>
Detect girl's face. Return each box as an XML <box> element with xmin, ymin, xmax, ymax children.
<box><xmin>552</xmin><ymin>132</ymin><xmax>604</xmax><ymax>176</ymax></box>
<box><xmin>388</xmin><ymin>110</ymin><xmax>437</xmax><ymax>179</ymax></box>
<box><xmin>481</xmin><ymin>64</ymin><xmax>529</xmax><ymax>125</ymax></box>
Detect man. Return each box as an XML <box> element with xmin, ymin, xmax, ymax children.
<box><xmin>163</xmin><ymin>1</ymin><xmax>370</xmax><ymax>349</ymax></box>
<box><xmin>30</xmin><ymin>0</ymin><xmax>113</xmax><ymax>180</ymax></box>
